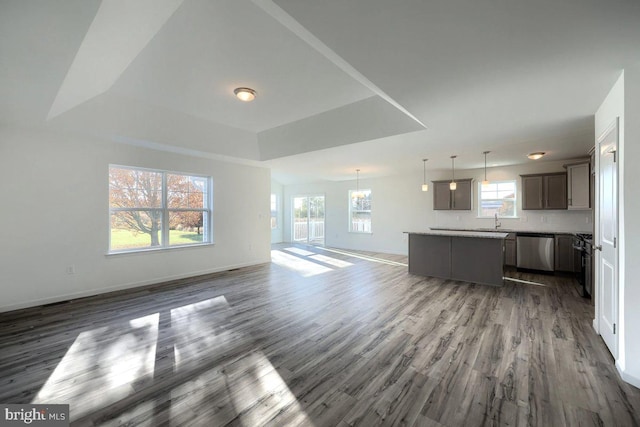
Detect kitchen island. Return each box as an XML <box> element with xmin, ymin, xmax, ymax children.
<box><xmin>406</xmin><ymin>230</ymin><xmax>508</xmax><ymax>286</ymax></box>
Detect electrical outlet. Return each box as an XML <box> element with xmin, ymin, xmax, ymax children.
<box><xmin>456</xmin><ymin>215</ymin><xmax>461</xmax><ymax>221</ymax></box>
<box><xmin>540</xmin><ymin>216</ymin><xmax>547</xmax><ymax>223</ymax></box>
<box><xmin>66</xmin><ymin>265</ymin><xmax>75</xmax><ymax>275</ymax></box>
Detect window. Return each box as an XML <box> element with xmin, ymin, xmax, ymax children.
<box><xmin>270</xmin><ymin>194</ymin><xmax>278</xmax><ymax>229</ymax></box>
<box><xmin>349</xmin><ymin>189</ymin><xmax>372</xmax><ymax>233</ymax></box>
<box><xmin>109</xmin><ymin>166</ymin><xmax>211</xmax><ymax>252</ymax></box>
<box><xmin>478</xmin><ymin>180</ymin><xmax>516</xmax><ymax>218</ymax></box>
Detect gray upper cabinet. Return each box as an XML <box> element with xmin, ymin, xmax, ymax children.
<box><xmin>522</xmin><ymin>175</ymin><xmax>544</xmax><ymax>210</ymax></box>
<box><xmin>433</xmin><ymin>181</ymin><xmax>452</xmax><ymax>210</ymax></box>
<box><xmin>452</xmin><ymin>179</ymin><xmax>472</xmax><ymax>210</ymax></box>
<box><xmin>521</xmin><ymin>173</ymin><xmax>567</xmax><ymax>210</ymax></box>
<box><xmin>432</xmin><ymin>179</ymin><xmax>472</xmax><ymax>210</ymax></box>
<box><xmin>544</xmin><ymin>173</ymin><xmax>567</xmax><ymax>209</ymax></box>
<box><xmin>565</xmin><ymin>161</ymin><xmax>590</xmax><ymax>210</ymax></box>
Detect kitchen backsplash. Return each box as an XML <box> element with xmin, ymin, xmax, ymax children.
<box><xmin>433</xmin><ymin>209</ymin><xmax>593</xmax><ymax>233</ymax></box>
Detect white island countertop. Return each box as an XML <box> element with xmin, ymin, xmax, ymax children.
<box><xmin>404</xmin><ymin>230</ymin><xmax>509</xmax><ymax>239</ymax></box>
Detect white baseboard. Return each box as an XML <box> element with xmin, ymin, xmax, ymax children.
<box><xmin>617</xmin><ymin>361</ymin><xmax>640</xmax><ymax>389</ymax></box>
<box><xmin>0</xmin><ymin>258</ymin><xmax>270</xmax><ymax>314</ymax></box>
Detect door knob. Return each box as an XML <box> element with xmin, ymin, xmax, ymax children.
<box><xmin>594</xmin><ymin>245</ymin><xmax>602</xmax><ymax>251</ymax></box>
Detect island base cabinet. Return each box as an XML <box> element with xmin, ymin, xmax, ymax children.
<box><xmin>409</xmin><ymin>234</ymin><xmax>450</xmax><ymax>278</ymax></box>
<box><xmin>408</xmin><ymin>233</ymin><xmax>505</xmax><ymax>286</ymax></box>
<box><xmin>451</xmin><ymin>238</ymin><xmax>504</xmax><ymax>285</ymax></box>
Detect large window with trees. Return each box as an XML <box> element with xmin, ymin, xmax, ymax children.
<box><xmin>349</xmin><ymin>189</ymin><xmax>372</xmax><ymax>233</ymax></box>
<box><xmin>109</xmin><ymin>166</ymin><xmax>211</xmax><ymax>252</ymax></box>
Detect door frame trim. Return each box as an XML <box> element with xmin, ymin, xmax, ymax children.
<box><xmin>593</xmin><ymin>117</ymin><xmax>619</xmax><ymax>359</ymax></box>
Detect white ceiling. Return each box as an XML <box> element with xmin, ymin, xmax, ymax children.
<box><xmin>1</xmin><ymin>0</ymin><xmax>639</xmax><ymax>184</ymax></box>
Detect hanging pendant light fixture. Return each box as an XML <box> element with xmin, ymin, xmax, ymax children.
<box><xmin>354</xmin><ymin>169</ymin><xmax>364</xmax><ymax>198</ymax></box>
<box><xmin>421</xmin><ymin>159</ymin><xmax>429</xmax><ymax>191</ymax></box>
<box><xmin>482</xmin><ymin>151</ymin><xmax>490</xmax><ymax>185</ymax></box>
<box><xmin>449</xmin><ymin>155</ymin><xmax>457</xmax><ymax>191</ymax></box>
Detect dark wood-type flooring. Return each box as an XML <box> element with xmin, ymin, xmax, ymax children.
<box><xmin>1</xmin><ymin>244</ymin><xmax>639</xmax><ymax>426</ymax></box>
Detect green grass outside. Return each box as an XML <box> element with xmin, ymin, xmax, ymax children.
<box><xmin>111</xmin><ymin>228</ymin><xmax>204</xmax><ymax>250</ymax></box>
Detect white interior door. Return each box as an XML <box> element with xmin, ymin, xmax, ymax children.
<box><xmin>597</xmin><ymin>118</ymin><xmax>618</xmax><ymax>358</ymax></box>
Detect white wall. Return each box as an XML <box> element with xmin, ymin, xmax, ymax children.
<box><xmin>282</xmin><ymin>159</ymin><xmax>592</xmax><ymax>255</ymax></box>
<box><xmin>595</xmin><ymin>67</ymin><xmax>640</xmax><ymax>388</ymax></box>
<box><xmin>0</xmin><ymin>125</ymin><xmax>272</xmax><ymax>312</ymax></box>
<box><xmin>270</xmin><ymin>179</ymin><xmax>284</xmax><ymax>243</ymax></box>
<box><xmin>623</xmin><ymin>65</ymin><xmax>640</xmax><ymax>387</ymax></box>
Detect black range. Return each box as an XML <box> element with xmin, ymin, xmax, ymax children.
<box><xmin>573</xmin><ymin>233</ymin><xmax>593</xmax><ymax>298</ymax></box>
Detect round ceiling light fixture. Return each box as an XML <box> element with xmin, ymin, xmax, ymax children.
<box><xmin>234</xmin><ymin>87</ymin><xmax>256</xmax><ymax>102</ymax></box>
<box><xmin>527</xmin><ymin>152</ymin><xmax>546</xmax><ymax>160</ymax></box>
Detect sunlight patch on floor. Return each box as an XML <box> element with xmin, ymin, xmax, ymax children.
<box><xmin>309</xmin><ymin>253</ymin><xmax>353</xmax><ymax>268</ymax></box>
<box><xmin>283</xmin><ymin>247</ymin><xmax>316</xmax><ymax>256</ymax></box>
<box><xmin>167</xmin><ymin>299</ymin><xmax>314</xmax><ymax>425</ymax></box>
<box><xmin>271</xmin><ymin>249</ymin><xmax>333</xmax><ymax>277</ymax></box>
<box><xmin>171</xmin><ymin>296</ymin><xmax>245</xmax><ymax>372</ymax></box>
<box><xmin>33</xmin><ymin>313</ymin><xmax>159</xmax><ymax>421</ymax></box>
<box><xmin>503</xmin><ymin>277</ymin><xmax>550</xmax><ymax>287</ymax></box>
<box><xmin>317</xmin><ymin>246</ymin><xmax>408</xmax><ymax>267</ymax></box>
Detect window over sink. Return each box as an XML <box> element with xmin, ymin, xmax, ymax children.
<box><xmin>477</xmin><ymin>180</ymin><xmax>517</xmax><ymax>218</ymax></box>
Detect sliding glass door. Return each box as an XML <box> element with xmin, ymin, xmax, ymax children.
<box><xmin>292</xmin><ymin>195</ymin><xmax>325</xmax><ymax>245</ymax></box>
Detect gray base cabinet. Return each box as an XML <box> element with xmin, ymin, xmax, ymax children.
<box><xmin>555</xmin><ymin>234</ymin><xmax>575</xmax><ymax>272</ymax></box>
<box><xmin>504</xmin><ymin>233</ymin><xmax>517</xmax><ymax>266</ymax></box>
<box><xmin>409</xmin><ymin>233</ymin><xmax>504</xmax><ymax>286</ymax></box>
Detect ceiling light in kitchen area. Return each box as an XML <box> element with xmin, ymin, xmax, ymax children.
<box><xmin>234</xmin><ymin>87</ymin><xmax>256</xmax><ymax>102</ymax></box>
<box><xmin>527</xmin><ymin>152</ymin><xmax>546</xmax><ymax>160</ymax></box>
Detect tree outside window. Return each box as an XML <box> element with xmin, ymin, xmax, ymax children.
<box><xmin>109</xmin><ymin>166</ymin><xmax>211</xmax><ymax>252</ymax></box>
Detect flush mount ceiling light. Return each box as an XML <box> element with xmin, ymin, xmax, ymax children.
<box><xmin>527</xmin><ymin>151</ymin><xmax>545</xmax><ymax>160</ymax></box>
<box><xmin>421</xmin><ymin>159</ymin><xmax>429</xmax><ymax>192</ymax></box>
<box><xmin>450</xmin><ymin>155</ymin><xmax>457</xmax><ymax>191</ymax></box>
<box><xmin>482</xmin><ymin>151</ymin><xmax>490</xmax><ymax>185</ymax></box>
<box><xmin>234</xmin><ymin>87</ymin><xmax>256</xmax><ymax>102</ymax></box>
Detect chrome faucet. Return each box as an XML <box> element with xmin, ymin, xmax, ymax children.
<box><xmin>494</xmin><ymin>213</ymin><xmax>502</xmax><ymax>230</ymax></box>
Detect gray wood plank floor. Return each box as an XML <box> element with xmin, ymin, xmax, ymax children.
<box><xmin>1</xmin><ymin>243</ymin><xmax>639</xmax><ymax>426</ymax></box>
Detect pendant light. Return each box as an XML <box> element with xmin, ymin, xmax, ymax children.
<box><xmin>421</xmin><ymin>159</ymin><xmax>429</xmax><ymax>192</ymax></box>
<box><xmin>354</xmin><ymin>169</ymin><xmax>364</xmax><ymax>198</ymax></box>
<box><xmin>482</xmin><ymin>151</ymin><xmax>490</xmax><ymax>185</ymax></box>
<box><xmin>449</xmin><ymin>155</ymin><xmax>457</xmax><ymax>191</ymax></box>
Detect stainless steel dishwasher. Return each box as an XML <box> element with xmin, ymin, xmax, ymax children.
<box><xmin>516</xmin><ymin>233</ymin><xmax>555</xmax><ymax>271</ymax></box>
